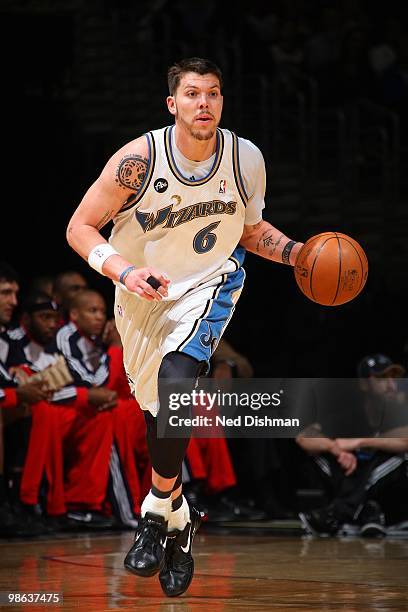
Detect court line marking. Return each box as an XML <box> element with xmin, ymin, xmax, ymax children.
<box><xmin>41</xmin><ymin>557</ymin><xmax>408</xmax><ymax>589</ymax></box>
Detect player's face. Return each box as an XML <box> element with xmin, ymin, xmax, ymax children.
<box><xmin>167</xmin><ymin>72</ymin><xmax>223</xmax><ymax>141</ymax></box>
<box><xmin>0</xmin><ymin>280</ymin><xmax>19</xmax><ymax>326</ymax></box>
<box><xmin>26</xmin><ymin>310</ymin><xmax>60</xmax><ymax>346</ymax></box>
<box><xmin>70</xmin><ymin>294</ymin><xmax>107</xmax><ymax>338</ymax></box>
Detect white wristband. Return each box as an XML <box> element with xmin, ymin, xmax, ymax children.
<box><xmin>88</xmin><ymin>243</ymin><xmax>119</xmax><ymax>275</ymax></box>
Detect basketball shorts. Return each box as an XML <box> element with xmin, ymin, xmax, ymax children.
<box><xmin>114</xmin><ymin>266</ymin><xmax>245</xmax><ymax>416</ymax></box>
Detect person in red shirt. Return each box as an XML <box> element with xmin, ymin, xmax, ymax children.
<box><xmin>0</xmin><ymin>262</ymin><xmax>52</xmax><ymax>535</ymax></box>
<box><xmin>45</xmin><ymin>288</ymin><xmax>149</xmax><ymax>524</ymax></box>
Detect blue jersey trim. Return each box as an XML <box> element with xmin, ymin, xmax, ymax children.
<box><xmin>231</xmin><ymin>132</ymin><xmax>248</xmax><ymax>207</ymax></box>
<box><xmin>179</xmin><ymin>265</ymin><xmax>245</xmax><ymax>363</ymax></box>
<box><xmin>228</xmin><ymin>245</ymin><xmax>246</xmax><ymax>270</ymax></box>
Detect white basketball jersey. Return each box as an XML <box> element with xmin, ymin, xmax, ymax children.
<box><xmin>110</xmin><ymin>126</ymin><xmax>250</xmax><ymax>300</ymax></box>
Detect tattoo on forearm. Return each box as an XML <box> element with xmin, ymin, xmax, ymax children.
<box><xmin>263</xmin><ymin>235</ymin><xmax>275</xmax><ymax>248</ymax></box>
<box><xmin>256</xmin><ymin>230</ymin><xmax>269</xmax><ymax>253</ymax></box>
<box><xmin>256</xmin><ymin>231</ymin><xmax>284</xmax><ymax>256</ymax></box>
<box><xmin>116</xmin><ymin>155</ymin><xmax>148</xmax><ymax>191</ymax></box>
<box><xmin>96</xmin><ymin>210</ymin><xmax>114</xmax><ymax>230</ymax></box>
<box><xmin>268</xmin><ymin>233</ymin><xmax>283</xmax><ymax>256</ymax></box>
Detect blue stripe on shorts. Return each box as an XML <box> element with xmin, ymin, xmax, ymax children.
<box><xmin>180</xmin><ymin>264</ymin><xmax>245</xmax><ymax>364</ymax></box>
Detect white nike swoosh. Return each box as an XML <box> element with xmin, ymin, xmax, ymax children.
<box><xmin>180</xmin><ymin>524</ymin><xmax>192</xmax><ymax>553</ymax></box>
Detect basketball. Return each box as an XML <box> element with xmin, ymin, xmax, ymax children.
<box><xmin>294</xmin><ymin>232</ymin><xmax>368</xmax><ymax>306</ymax></box>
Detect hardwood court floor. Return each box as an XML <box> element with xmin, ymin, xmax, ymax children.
<box><xmin>0</xmin><ymin>529</ymin><xmax>407</xmax><ymax>610</ymax></box>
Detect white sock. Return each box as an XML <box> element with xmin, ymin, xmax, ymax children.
<box><xmin>141</xmin><ymin>490</ymin><xmax>172</xmax><ymax>521</ymax></box>
<box><xmin>168</xmin><ymin>496</ymin><xmax>190</xmax><ymax>532</ymax></box>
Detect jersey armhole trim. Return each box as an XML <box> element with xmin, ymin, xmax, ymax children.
<box><xmin>119</xmin><ymin>132</ymin><xmax>156</xmax><ymax>211</ymax></box>
<box><xmin>231</xmin><ymin>132</ymin><xmax>249</xmax><ymax>207</ymax></box>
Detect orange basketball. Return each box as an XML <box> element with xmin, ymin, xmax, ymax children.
<box><xmin>294</xmin><ymin>232</ymin><xmax>368</xmax><ymax>306</ymax></box>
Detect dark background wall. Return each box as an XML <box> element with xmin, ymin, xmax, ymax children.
<box><xmin>1</xmin><ymin>0</ymin><xmax>408</xmax><ymax>376</ymax></box>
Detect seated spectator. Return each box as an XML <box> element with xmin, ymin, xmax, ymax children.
<box><xmin>297</xmin><ymin>354</ymin><xmax>408</xmax><ymax>537</ymax></box>
<box><xmin>0</xmin><ymin>263</ymin><xmax>53</xmax><ymax>536</ymax></box>
<box><xmin>212</xmin><ymin>339</ymin><xmax>293</xmax><ymax>519</ymax></box>
<box><xmin>3</xmin><ymin>289</ymin><xmax>145</xmax><ymax>530</ymax></box>
<box><xmin>4</xmin><ymin>291</ymin><xmax>112</xmax><ymax>528</ymax></box>
<box><xmin>47</xmin><ymin>288</ymin><xmax>148</xmax><ymax>525</ymax></box>
<box><xmin>52</xmin><ymin>270</ymin><xmax>88</xmax><ymax>321</ymax></box>
<box><xmin>182</xmin><ymin>342</ymin><xmax>267</xmax><ymax>522</ymax></box>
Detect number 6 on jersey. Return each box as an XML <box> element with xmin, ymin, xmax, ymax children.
<box><xmin>193</xmin><ymin>221</ymin><xmax>221</xmax><ymax>254</ymax></box>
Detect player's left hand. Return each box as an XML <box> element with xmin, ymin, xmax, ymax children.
<box><xmin>123</xmin><ymin>266</ymin><xmax>170</xmax><ymax>301</ymax></box>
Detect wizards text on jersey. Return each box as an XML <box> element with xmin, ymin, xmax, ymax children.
<box><xmin>135</xmin><ymin>199</ymin><xmax>237</xmax><ymax>233</ymax></box>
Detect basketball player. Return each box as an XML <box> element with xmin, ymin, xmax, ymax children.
<box><xmin>67</xmin><ymin>57</ymin><xmax>304</xmax><ymax>597</ymax></box>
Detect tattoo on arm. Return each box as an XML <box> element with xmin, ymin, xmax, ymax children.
<box><xmin>115</xmin><ymin>155</ymin><xmax>148</xmax><ymax>191</ymax></box>
<box><xmin>256</xmin><ymin>231</ymin><xmax>284</xmax><ymax>255</ymax></box>
<box><xmin>256</xmin><ymin>230</ymin><xmax>268</xmax><ymax>253</ymax></box>
<box><xmin>96</xmin><ymin>210</ymin><xmax>114</xmax><ymax>230</ymax></box>
<box><xmin>282</xmin><ymin>240</ymin><xmax>297</xmax><ymax>265</ymax></box>
<box><xmin>268</xmin><ymin>233</ymin><xmax>283</xmax><ymax>256</ymax></box>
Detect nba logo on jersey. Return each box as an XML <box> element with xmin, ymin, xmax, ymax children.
<box><xmin>219</xmin><ymin>179</ymin><xmax>226</xmax><ymax>194</ymax></box>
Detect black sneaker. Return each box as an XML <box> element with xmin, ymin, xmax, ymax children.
<box><xmin>299</xmin><ymin>507</ymin><xmax>340</xmax><ymax>536</ymax></box>
<box><xmin>159</xmin><ymin>506</ymin><xmax>202</xmax><ymax>597</ymax></box>
<box><xmin>358</xmin><ymin>501</ymin><xmax>386</xmax><ymax>538</ymax></box>
<box><xmin>124</xmin><ymin>512</ymin><xmax>168</xmax><ymax>577</ymax></box>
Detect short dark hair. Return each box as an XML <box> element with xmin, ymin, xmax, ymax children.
<box><xmin>22</xmin><ymin>291</ymin><xmax>58</xmax><ymax>314</ymax></box>
<box><xmin>69</xmin><ymin>288</ymin><xmax>104</xmax><ymax>311</ymax></box>
<box><xmin>168</xmin><ymin>57</ymin><xmax>223</xmax><ymax>95</ymax></box>
<box><xmin>54</xmin><ymin>270</ymin><xmax>87</xmax><ymax>293</ymax></box>
<box><xmin>0</xmin><ymin>261</ymin><xmax>19</xmax><ymax>285</ymax></box>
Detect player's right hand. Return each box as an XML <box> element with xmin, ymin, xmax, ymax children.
<box><xmin>123</xmin><ymin>267</ymin><xmax>170</xmax><ymax>301</ymax></box>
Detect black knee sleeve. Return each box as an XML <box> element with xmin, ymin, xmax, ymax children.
<box><xmin>159</xmin><ymin>351</ymin><xmax>204</xmax><ymax>380</ymax></box>
<box><xmin>144</xmin><ymin>351</ymin><xmax>203</xmax><ymax>479</ymax></box>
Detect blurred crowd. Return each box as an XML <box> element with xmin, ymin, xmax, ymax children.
<box><xmin>1</xmin><ymin>262</ymin><xmax>407</xmax><ymax>539</ymax></box>
<box><xmin>0</xmin><ymin>263</ymin><xmax>266</xmax><ymax>536</ymax></box>
<box><xmin>162</xmin><ymin>0</ymin><xmax>408</xmax><ymax>113</ymax></box>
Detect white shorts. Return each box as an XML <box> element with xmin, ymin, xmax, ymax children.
<box><xmin>114</xmin><ymin>266</ymin><xmax>245</xmax><ymax>416</ymax></box>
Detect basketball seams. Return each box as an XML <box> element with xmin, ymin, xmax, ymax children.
<box><xmin>295</xmin><ymin>232</ymin><xmax>368</xmax><ymax>306</ymax></box>
<box><xmin>337</xmin><ymin>235</ymin><xmax>367</xmax><ymax>295</ymax></box>
<box><xmin>309</xmin><ymin>237</ymin><xmax>335</xmax><ymax>303</ymax></box>
<box><xmin>331</xmin><ymin>233</ymin><xmax>342</xmax><ymax>306</ymax></box>
<box><xmin>296</xmin><ymin>233</ymin><xmax>335</xmax><ymax>299</ymax></box>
